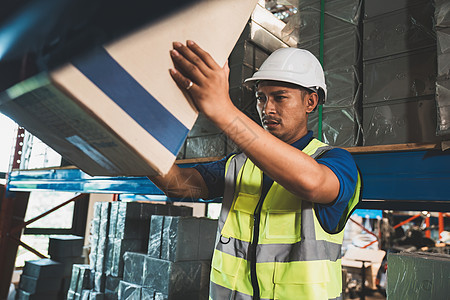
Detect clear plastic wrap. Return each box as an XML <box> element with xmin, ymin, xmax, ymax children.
<box><xmin>141</xmin><ymin>288</ymin><xmax>156</xmax><ymax>300</ymax></box>
<box><xmin>188</xmin><ymin>113</ymin><xmax>221</xmax><ymax>138</ymax></box>
<box><xmin>324</xmin><ymin>66</ymin><xmax>361</xmax><ymax>107</ymax></box>
<box><xmin>298</xmin><ymin>26</ymin><xmax>360</xmax><ymax>71</ymax></box>
<box><xmin>435</xmin><ymin>0</ymin><xmax>450</xmax><ymax>28</ymax></box>
<box><xmin>94</xmin><ymin>272</ymin><xmax>106</xmax><ymax>293</ymax></box>
<box><xmin>436</xmin><ymin>77</ymin><xmax>450</xmax><ymax>135</ymax></box>
<box><xmin>387</xmin><ymin>252</ymin><xmax>450</xmax><ymax>299</ymax></box>
<box><xmin>105</xmin><ymin>275</ymin><xmax>121</xmax><ymax>297</ymax></box>
<box><xmin>363</xmin><ymin>98</ymin><xmax>439</xmax><ymax>145</ymax></box>
<box><xmin>147</xmin><ymin>215</ymin><xmax>164</xmax><ymax>259</ymax></box>
<box><xmin>185</xmin><ymin>134</ymin><xmax>226</xmax><ymax>159</ymax></box>
<box><xmin>81</xmin><ymin>290</ymin><xmax>90</xmax><ymax>300</ymax></box>
<box><xmin>308</xmin><ymin>106</ymin><xmax>362</xmax><ymax>147</ymax></box>
<box><xmin>69</xmin><ymin>264</ymin><xmax>93</xmax><ymax>295</ymax></box>
<box><xmin>89</xmin><ymin>291</ymin><xmax>105</xmax><ymax>300</ymax></box>
<box><xmin>109</xmin><ymin>238</ymin><xmax>144</xmax><ymax>277</ymax></box>
<box><xmin>123</xmin><ymin>252</ymin><xmax>146</xmax><ymax>285</ymax></box>
<box><xmin>363</xmin><ymin>3</ymin><xmax>436</xmax><ymax>60</ymax></box>
<box><xmin>95</xmin><ymin>236</ymin><xmax>107</xmax><ymax>273</ymax></box>
<box><xmin>437</xmin><ymin>28</ymin><xmax>450</xmax><ymax>77</ymax></box>
<box><xmin>279</xmin><ymin>0</ymin><xmax>361</xmax><ymax>43</ymax></box>
<box><xmin>118</xmin><ymin>281</ymin><xmax>142</xmax><ymax>300</ymax></box>
<box><xmin>363</xmin><ymin>49</ymin><xmax>437</xmax><ymax>104</ymax></box>
<box><xmin>148</xmin><ymin>216</ymin><xmax>218</xmax><ymax>262</ymax></box>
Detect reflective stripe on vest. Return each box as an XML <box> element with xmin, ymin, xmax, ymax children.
<box><xmin>210</xmin><ymin>138</ymin><xmax>361</xmax><ymax>300</ymax></box>
<box><xmin>209</xmin><ymin>282</ymin><xmax>344</xmax><ymax>300</ymax></box>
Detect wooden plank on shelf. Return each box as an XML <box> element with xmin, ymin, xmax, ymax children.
<box><xmin>344</xmin><ymin>143</ymin><xmax>441</xmax><ymax>153</ymax></box>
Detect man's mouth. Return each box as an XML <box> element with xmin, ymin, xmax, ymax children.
<box><xmin>263</xmin><ymin>118</ymin><xmax>280</xmax><ymax>129</ymax></box>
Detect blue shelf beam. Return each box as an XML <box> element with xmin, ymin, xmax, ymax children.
<box><xmin>7</xmin><ymin>149</ymin><xmax>450</xmax><ymax>211</ymax></box>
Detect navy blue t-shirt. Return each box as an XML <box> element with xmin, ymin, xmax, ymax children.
<box><xmin>194</xmin><ymin>131</ymin><xmax>358</xmax><ymax>233</ymax></box>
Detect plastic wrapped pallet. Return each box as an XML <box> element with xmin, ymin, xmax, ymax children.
<box><xmin>148</xmin><ymin>216</ymin><xmax>217</xmax><ymax>262</ymax></box>
<box><xmin>387</xmin><ymin>252</ymin><xmax>450</xmax><ymax>299</ymax></box>
<box><xmin>22</xmin><ymin>258</ymin><xmax>64</xmax><ymax>279</ymax></box>
<box><xmin>435</xmin><ymin>1</ymin><xmax>450</xmax><ymax>136</ymax></box>
<box><xmin>363</xmin><ymin>98</ymin><xmax>439</xmax><ymax>146</ymax></box>
<box><xmin>436</xmin><ymin>78</ymin><xmax>450</xmax><ymax>135</ymax></box>
<box><xmin>435</xmin><ymin>0</ymin><xmax>450</xmax><ymax>28</ymax></box>
<box><xmin>363</xmin><ymin>3</ymin><xmax>435</xmax><ymax>60</ymax></box>
<box><xmin>285</xmin><ymin>0</ymin><xmax>361</xmax><ymax>43</ymax></box>
<box><xmin>363</xmin><ymin>49</ymin><xmax>437</xmax><ymax>105</ymax></box>
<box><xmin>118</xmin><ymin>281</ymin><xmax>142</xmax><ymax>300</ymax></box>
<box><xmin>308</xmin><ymin>106</ymin><xmax>362</xmax><ymax>147</ymax></box>
<box><xmin>298</xmin><ymin>26</ymin><xmax>361</xmax><ymax>71</ymax></box>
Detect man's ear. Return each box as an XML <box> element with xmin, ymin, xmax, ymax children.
<box><xmin>305</xmin><ymin>93</ymin><xmax>319</xmax><ymax>113</ymax></box>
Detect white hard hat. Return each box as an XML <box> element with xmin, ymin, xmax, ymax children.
<box><xmin>244</xmin><ymin>47</ymin><xmax>327</xmax><ymax>103</ymax></box>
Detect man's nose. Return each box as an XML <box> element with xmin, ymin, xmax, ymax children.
<box><xmin>263</xmin><ymin>98</ymin><xmax>276</xmax><ymax>114</ymax></box>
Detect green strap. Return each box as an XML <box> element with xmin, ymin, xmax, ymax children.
<box><xmin>318</xmin><ymin>0</ymin><xmax>325</xmax><ymax>142</ymax></box>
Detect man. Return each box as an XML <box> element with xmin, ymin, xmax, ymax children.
<box><xmin>149</xmin><ymin>41</ymin><xmax>361</xmax><ymax>300</ymax></box>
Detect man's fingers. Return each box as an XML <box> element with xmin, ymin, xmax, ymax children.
<box><xmin>170</xmin><ymin>49</ymin><xmax>205</xmax><ymax>84</ymax></box>
<box><xmin>186</xmin><ymin>40</ymin><xmax>221</xmax><ymax>70</ymax></box>
<box><xmin>169</xmin><ymin>68</ymin><xmax>197</xmax><ymax>93</ymax></box>
<box><xmin>173</xmin><ymin>42</ymin><xmax>212</xmax><ymax>76</ymax></box>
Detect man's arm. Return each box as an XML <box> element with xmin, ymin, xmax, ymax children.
<box><xmin>169</xmin><ymin>41</ymin><xmax>340</xmax><ymax>204</ymax></box>
<box><xmin>148</xmin><ymin>164</ymin><xmax>209</xmax><ymax>200</ymax></box>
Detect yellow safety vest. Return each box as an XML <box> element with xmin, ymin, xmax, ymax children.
<box><xmin>210</xmin><ymin>138</ymin><xmax>362</xmax><ymax>300</ymax></box>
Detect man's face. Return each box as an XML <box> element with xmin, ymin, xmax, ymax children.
<box><xmin>256</xmin><ymin>81</ymin><xmax>317</xmax><ymax>144</ymax></box>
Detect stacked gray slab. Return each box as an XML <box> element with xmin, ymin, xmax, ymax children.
<box><xmin>48</xmin><ymin>235</ymin><xmax>85</xmax><ymax>299</ymax></box>
<box><xmin>119</xmin><ymin>216</ymin><xmax>218</xmax><ymax>300</ymax></box>
<box><xmin>76</xmin><ymin>201</ymin><xmax>193</xmax><ymax>300</ymax></box>
<box><xmin>66</xmin><ymin>264</ymin><xmax>93</xmax><ymax>300</ymax></box>
<box><xmin>435</xmin><ymin>0</ymin><xmax>450</xmax><ymax>136</ymax></box>
<box><xmin>16</xmin><ymin>258</ymin><xmax>64</xmax><ymax>300</ymax></box>
<box><xmin>298</xmin><ymin>0</ymin><xmax>363</xmax><ymax>146</ymax></box>
<box><xmin>362</xmin><ymin>0</ymin><xmax>441</xmax><ymax>145</ymax></box>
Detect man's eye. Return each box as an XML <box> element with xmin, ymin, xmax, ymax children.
<box><xmin>256</xmin><ymin>95</ymin><xmax>266</xmax><ymax>101</ymax></box>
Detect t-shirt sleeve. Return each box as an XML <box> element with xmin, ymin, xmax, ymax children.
<box><xmin>315</xmin><ymin>148</ymin><xmax>358</xmax><ymax>233</ymax></box>
<box><xmin>192</xmin><ymin>155</ymin><xmax>229</xmax><ymax>199</ymax></box>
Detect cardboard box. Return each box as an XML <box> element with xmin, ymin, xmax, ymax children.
<box><xmin>341</xmin><ymin>247</ymin><xmax>386</xmax><ymax>290</ymax></box>
<box><xmin>0</xmin><ymin>0</ymin><xmax>258</xmax><ymax>176</ymax></box>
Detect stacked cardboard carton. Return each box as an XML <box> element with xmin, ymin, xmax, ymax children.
<box><xmin>362</xmin><ymin>0</ymin><xmax>440</xmax><ymax>145</ymax></box>
<box><xmin>297</xmin><ymin>0</ymin><xmax>363</xmax><ymax>146</ymax></box>
<box><xmin>435</xmin><ymin>0</ymin><xmax>450</xmax><ymax>136</ymax></box>
<box><xmin>68</xmin><ymin>202</ymin><xmax>193</xmax><ymax>300</ymax></box>
<box><xmin>118</xmin><ymin>216</ymin><xmax>217</xmax><ymax>300</ymax></box>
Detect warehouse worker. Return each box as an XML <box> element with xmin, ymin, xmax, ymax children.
<box><xmin>148</xmin><ymin>41</ymin><xmax>361</xmax><ymax>300</ymax></box>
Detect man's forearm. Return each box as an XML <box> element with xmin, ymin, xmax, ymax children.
<box><xmin>148</xmin><ymin>164</ymin><xmax>209</xmax><ymax>200</ymax></box>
